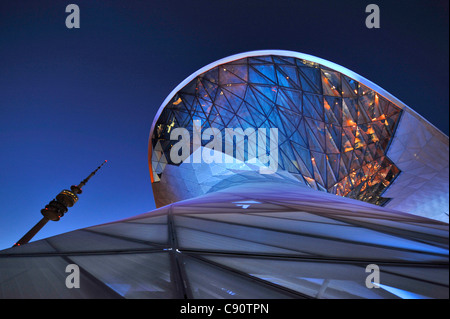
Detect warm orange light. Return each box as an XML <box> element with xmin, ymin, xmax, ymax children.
<box><xmin>304</xmin><ymin>176</ymin><xmax>315</xmax><ymax>183</ymax></box>
<box><xmin>149</xmin><ymin>163</ymin><xmax>155</xmax><ymax>183</ymax></box>
<box><xmin>346</xmin><ymin>119</ymin><xmax>356</xmax><ymax>126</ymax></box>
<box><xmin>372</xmin><ymin>114</ymin><xmax>386</xmax><ymax>122</ymax></box>
<box><xmin>172</xmin><ymin>97</ymin><xmax>182</xmax><ymax>106</ymax></box>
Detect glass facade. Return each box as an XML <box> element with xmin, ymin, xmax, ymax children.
<box><xmin>151</xmin><ymin>55</ymin><xmax>402</xmax><ymax>206</ymax></box>
<box><xmin>1</xmin><ymin>183</ymin><xmax>447</xmax><ymax>299</ymax></box>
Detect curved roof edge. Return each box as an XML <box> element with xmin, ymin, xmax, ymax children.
<box><xmin>149</xmin><ymin>49</ymin><xmax>448</xmax><ymax>154</ymax></box>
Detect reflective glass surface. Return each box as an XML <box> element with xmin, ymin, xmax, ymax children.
<box><xmin>151</xmin><ymin>55</ymin><xmax>402</xmax><ymax>205</ymax></box>
<box><xmin>1</xmin><ymin>183</ymin><xmax>447</xmax><ymax>299</ymax></box>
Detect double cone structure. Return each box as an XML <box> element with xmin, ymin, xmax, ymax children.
<box><xmin>0</xmin><ymin>51</ymin><xmax>448</xmax><ymax>299</ymax></box>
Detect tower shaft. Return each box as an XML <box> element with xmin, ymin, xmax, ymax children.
<box><xmin>13</xmin><ymin>160</ymin><xmax>107</xmax><ymax>247</ymax></box>
<box><xmin>14</xmin><ymin>217</ymin><xmax>49</xmax><ymax>247</ymax></box>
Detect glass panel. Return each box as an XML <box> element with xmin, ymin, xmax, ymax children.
<box><xmin>249</xmin><ymin>65</ymin><xmax>275</xmax><ymax>85</ymax></box>
<box><xmin>183</xmin><ymin>256</ymin><xmax>295</xmax><ymax>299</ymax></box>
<box><xmin>303</xmin><ymin>93</ymin><xmax>323</xmax><ymax>121</ymax></box>
<box><xmin>127</xmin><ymin>214</ymin><xmax>167</xmax><ymax>224</ymax></box>
<box><xmin>0</xmin><ymin>239</ymin><xmax>57</xmax><ymax>255</ymax></box>
<box><xmin>175</xmin><ymin>215</ymin><xmax>445</xmax><ymax>262</ymax></box>
<box><xmin>87</xmin><ymin>223</ymin><xmax>168</xmax><ymax>245</ymax></box>
<box><xmin>46</xmin><ymin>229</ymin><xmax>157</xmax><ymax>253</ymax></box>
<box><xmin>376</xmin><ymin>267</ymin><xmax>449</xmax><ymax>299</ymax></box>
<box><xmin>321</xmin><ymin>69</ymin><xmax>341</xmax><ymax>97</ymax></box>
<box><xmin>70</xmin><ymin>252</ymin><xmax>176</xmax><ymax>298</ymax></box>
<box><xmin>276</xmin><ymin>67</ymin><xmax>291</xmax><ymax>88</ymax></box>
<box><xmin>223</xmin><ymin>63</ymin><xmax>248</xmax><ymax>82</ymax></box>
<box><xmin>0</xmin><ymin>256</ymin><xmax>117</xmax><ymax>298</ymax></box>
<box><xmin>343</xmin><ymin>216</ymin><xmax>449</xmax><ymax>238</ymax></box>
<box><xmin>202</xmin><ymin>256</ymin><xmax>448</xmax><ymax>299</ymax></box>
<box><xmin>298</xmin><ymin>66</ymin><xmax>321</xmax><ymax>94</ymax></box>
<box><xmin>251</xmin><ymin>64</ymin><xmax>276</xmax><ymax>82</ymax></box>
<box><xmin>182</xmin><ymin>212</ymin><xmax>353</xmax><ymax>234</ymax></box>
<box><xmin>278</xmin><ymin>65</ymin><xmax>301</xmax><ymax>88</ymax></box>
<box><xmin>249</xmin><ymin>211</ymin><xmax>351</xmax><ymax>225</ymax></box>
<box><xmin>175</xmin><ymin>226</ymin><xmax>303</xmax><ymax>255</ymax></box>
<box><xmin>219</xmin><ymin>67</ymin><xmax>246</xmax><ymax>85</ymax></box>
<box><xmin>202</xmin><ymin>256</ymin><xmax>380</xmax><ymax>298</ymax></box>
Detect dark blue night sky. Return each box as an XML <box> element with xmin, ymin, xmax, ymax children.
<box><xmin>0</xmin><ymin>0</ymin><xmax>448</xmax><ymax>249</ymax></box>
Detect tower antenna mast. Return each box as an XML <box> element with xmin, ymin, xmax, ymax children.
<box><xmin>13</xmin><ymin>160</ymin><xmax>107</xmax><ymax>247</ymax></box>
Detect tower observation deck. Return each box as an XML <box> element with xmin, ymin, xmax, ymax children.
<box><xmin>13</xmin><ymin>160</ymin><xmax>107</xmax><ymax>247</ymax></box>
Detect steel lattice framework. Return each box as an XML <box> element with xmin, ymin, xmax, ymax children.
<box><xmin>151</xmin><ymin>55</ymin><xmax>402</xmax><ymax>205</ymax></box>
